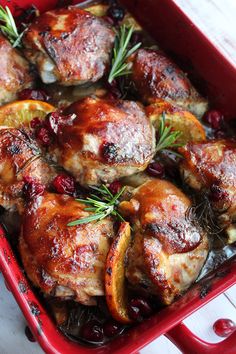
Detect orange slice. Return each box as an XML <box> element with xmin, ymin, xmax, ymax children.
<box><xmin>105</xmin><ymin>222</ymin><xmax>132</xmax><ymax>324</ymax></box>
<box><xmin>0</xmin><ymin>100</ymin><xmax>55</xmax><ymax>128</ymax></box>
<box><xmin>146</xmin><ymin>99</ymin><xmax>206</xmax><ymax>145</ymax></box>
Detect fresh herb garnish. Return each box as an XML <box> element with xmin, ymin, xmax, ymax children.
<box><xmin>156</xmin><ymin>113</ymin><xmax>184</xmax><ymax>155</ymax></box>
<box><xmin>67</xmin><ymin>184</ymin><xmax>126</xmax><ymax>226</ymax></box>
<box><xmin>0</xmin><ymin>6</ymin><xmax>24</xmax><ymax>48</ymax></box>
<box><xmin>108</xmin><ymin>24</ymin><xmax>141</xmax><ymax>84</ymax></box>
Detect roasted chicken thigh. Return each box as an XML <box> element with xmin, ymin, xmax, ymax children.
<box><xmin>0</xmin><ymin>128</ymin><xmax>55</xmax><ymax>211</ymax></box>
<box><xmin>49</xmin><ymin>97</ymin><xmax>155</xmax><ymax>186</ymax></box>
<box><xmin>19</xmin><ymin>192</ymin><xmax>114</xmax><ymax>305</ymax></box>
<box><xmin>130</xmin><ymin>48</ymin><xmax>208</xmax><ymax>117</ymax></box>
<box><xmin>22</xmin><ymin>7</ymin><xmax>115</xmax><ymax>85</ymax></box>
<box><xmin>0</xmin><ymin>34</ymin><xmax>33</xmax><ymax>105</ymax></box>
<box><xmin>180</xmin><ymin>139</ymin><xmax>236</xmax><ymax>242</ymax></box>
<box><xmin>119</xmin><ymin>179</ymin><xmax>209</xmax><ymax>304</ymax></box>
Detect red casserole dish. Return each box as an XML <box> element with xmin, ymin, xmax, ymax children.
<box><xmin>1</xmin><ymin>0</ymin><xmax>236</xmax><ymax>353</ymax></box>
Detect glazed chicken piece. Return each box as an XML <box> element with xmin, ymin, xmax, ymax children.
<box><xmin>19</xmin><ymin>192</ymin><xmax>114</xmax><ymax>305</ymax></box>
<box><xmin>0</xmin><ymin>127</ymin><xmax>55</xmax><ymax>212</ymax></box>
<box><xmin>22</xmin><ymin>7</ymin><xmax>115</xmax><ymax>85</ymax></box>
<box><xmin>119</xmin><ymin>179</ymin><xmax>208</xmax><ymax>305</ymax></box>
<box><xmin>49</xmin><ymin>97</ymin><xmax>155</xmax><ymax>186</ymax></box>
<box><xmin>130</xmin><ymin>48</ymin><xmax>208</xmax><ymax>117</ymax></box>
<box><xmin>0</xmin><ymin>34</ymin><xmax>33</xmax><ymax>105</ymax></box>
<box><xmin>180</xmin><ymin>139</ymin><xmax>236</xmax><ymax>242</ymax></box>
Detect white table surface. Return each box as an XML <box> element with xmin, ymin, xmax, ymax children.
<box><xmin>1</xmin><ymin>273</ymin><xmax>236</xmax><ymax>354</ymax></box>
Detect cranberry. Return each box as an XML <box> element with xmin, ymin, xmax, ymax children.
<box><xmin>203</xmin><ymin>110</ymin><xmax>223</xmax><ymax>130</ymax></box>
<box><xmin>213</xmin><ymin>318</ymin><xmax>236</xmax><ymax>337</ymax></box>
<box><xmin>214</xmin><ymin>129</ymin><xmax>226</xmax><ymax>139</ymax></box>
<box><xmin>109</xmin><ymin>181</ymin><xmax>122</xmax><ymax>195</ymax></box>
<box><xmin>128</xmin><ymin>298</ymin><xmax>152</xmax><ymax>321</ymax></box>
<box><xmin>18</xmin><ymin>89</ymin><xmax>50</xmax><ymax>102</ymax></box>
<box><xmin>35</xmin><ymin>127</ymin><xmax>51</xmax><ymax>146</ymax></box>
<box><xmin>103</xmin><ymin>320</ymin><xmax>121</xmax><ymax>337</ymax></box>
<box><xmin>209</xmin><ymin>184</ymin><xmax>228</xmax><ymax>203</ymax></box>
<box><xmin>146</xmin><ymin>162</ymin><xmax>165</xmax><ymax>178</ymax></box>
<box><xmin>107</xmin><ymin>4</ymin><xmax>125</xmax><ymax>22</ymax></box>
<box><xmin>25</xmin><ymin>326</ymin><xmax>36</xmax><ymax>342</ymax></box>
<box><xmin>30</xmin><ymin>117</ymin><xmax>42</xmax><ymax>129</ymax></box>
<box><xmin>52</xmin><ymin>174</ymin><xmax>76</xmax><ymax>195</ymax></box>
<box><xmin>80</xmin><ymin>320</ymin><xmax>104</xmax><ymax>342</ymax></box>
<box><xmin>23</xmin><ymin>177</ymin><xmax>45</xmax><ymax>200</ymax></box>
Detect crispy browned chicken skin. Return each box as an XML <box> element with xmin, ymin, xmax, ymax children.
<box><xmin>180</xmin><ymin>139</ymin><xmax>236</xmax><ymax>241</ymax></box>
<box><xmin>49</xmin><ymin>97</ymin><xmax>155</xmax><ymax>186</ymax></box>
<box><xmin>130</xmin><ymin>48</ymin><xmax>208</xmax><ymax>117</ymax></box>
<box><xmin>19</xmin><ymin>192</ymin><xmax>114</xmax><ymax>305</ymax></box>
<box><xmin>0</xmin><ymin>34</ymin><xmax>33</xmax><ymax>104</ymax></box>
<box><xmin>119</xmin><ymin>179</ymin><xmax>208</xmax><ymax>305</ymax></box>
<box><xmin>22</xmin><ymin>7</ymin><xmax>115</xmax><ymax>85</ymax></box>
<box><xmin>0</xmin><ymin>128</ymin><xmax>55</xmax><ymax>211</ymax></box>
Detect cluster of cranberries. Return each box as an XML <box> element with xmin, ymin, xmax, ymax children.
<box><xmin>81</xmin><ymin>319</ymin><xmax>122</xmax><ymax>342</ymax></box>
<box><xmin>80</xmin><ymin>297</ymin><xmax>152</xmax><ymax>342</ymax></box>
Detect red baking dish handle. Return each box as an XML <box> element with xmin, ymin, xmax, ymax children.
<box><xmin>166</xmin><ymin>322</ymin><xmax>236</xmax><ymax>354</ymax></box>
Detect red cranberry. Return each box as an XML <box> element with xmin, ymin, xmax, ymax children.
<box><xmin>52</xmin><ymin>174</ymin><xmax>76</xmax><ymax>195</ymax></box>
<box><xmin>209</xmin><ymin>184</ymin><xmax>228</xmax><ymax>203</ymax></box>
<box><xmin>35</xmin><ymin>127</ymin><xmax>51</xmax><ymax>146</ymax></box>
<box><xmin>25</xmin><ymin>326</ymin><xmax>36</xmax><ymax>342</ymax></box>
<box><xmin>18</xmin><ymin>89</ymin><xmax>50</xmax><ymax>102</ymax></box>
<box><xmin>146</xmin><ymin>162</ymin><xmax>165</xmax><ymax>178</ymax></box>
<box><xmin>128</xmin><ymin>298</ymin><xmax>152</xmax><ymax>321</ymax></box>
<box><xmin>80</xmin><ymin>320</ymin><xmax>104</xmax><ymax>342</ymax></box>
<box><xmin>103</xmin><ymin>320</ymin><xmax>121</xmax><ymax>337</ymax></box>
<box><xmin>23</xmin><ymin>177</ymin><xmax>45</xmax><ymax>200</ymax></box>
<box><xmin>30</xmin><ymin>117</ymin><xmax>42</xmax><ymax>129</ymax></box>
<box><xmin>213</xmin><ymin>318</ymin><xmax>236</xmax><ymax>337</ymax></box>
<box><xmin>203</xmin><ymin>110</ymin><xmax>223</xmax><ymax>130</ymax></box>
<box><xmin>109</xmin><ymin>181</ymin><xmax>122</xmax><ymax>195</ymax></box>
<box><xmin>107</xmin><ymin>4</ymin><xmax>125</xmax><ymax>22</ymax></box>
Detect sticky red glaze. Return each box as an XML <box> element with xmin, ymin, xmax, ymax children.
<box><xmin>61</xmin><ymin>97</ymin><xmax>154</xmax><ymax>165</ymax></box>
<box><xmin>131</xmin><ymin>48</ymin><xmax>193</xmax><ymax>104</ymax></box>
<box><xmin>23</xmin><ymin>7</ymin><xmax>115</xmax><ymax>84</ymax></box>
<box><xmin>180</xmin><ymin>139</ymin><xmax>236</xmax><ymax>189</ymax></box>
<box><xmin>20</xmin><ymin>192</ymin><xmax>114</xmax><ymax>305</ymax></box>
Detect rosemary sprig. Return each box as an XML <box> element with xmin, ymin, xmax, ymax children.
<box><xmin>0</xmin><ymin>6</ymin><xmax>24</xmax><ymax>48</ymax></box>
<box><xmin>156</xmin><ymin>113</ymin><xmax>184</xmax><ymax>154</ymax></box>
<box><xmin>108</xmin><ymin>24</ymin><xmax>141</xmax><ymax>84</ymax></box>
<box><xmin>67</xmin><ymin>185</ymin><xmax>126</xmax><ymax>226</ymax></box>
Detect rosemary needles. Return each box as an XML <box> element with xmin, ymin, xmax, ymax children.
<box><xmin>67</xmin><ymin>185</ymin><xmax>126</xmax><ymax>226</ymax></box>
<box><xmin>0</xmin><ymin>6</ymin><xmax>23</xmax><ymax>47</ymax></box>
<box><xmin>108</xmin><ymin>24</ymin><xmax>141</xmax><ymax>84</ymax></box>
<box><xmin>156</xmin><ymin>113</ymin><xmax>183</xmax><ymax>154</ymax></box>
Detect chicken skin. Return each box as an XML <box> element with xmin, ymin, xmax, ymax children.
<box><xmin>180</xmin><ymin>139</ymin><xmax>236</xmax><ymax>242</ymax></box>
<box><xmin>119</xmin><ymin>179</ymin><xmax>208</xmax><ymax>305</ymax></box>
<box><xmin>22</xmin><ymin>7</ymin><xmax>115</xmax><ymax>85</ymax></box>
<box><xmin>0</xmin><ymin>128</ymin><xmax>55</xmax><ymax>211</ymax></box>
<box><xmin>19</xmin><ymin>192</ymin><xmax>114</xmax><ymax>305</ymax></box>
<box><xmin>49</xmin><ymin>97</ymin><xmax>155</xmax><ymax>186</ymax></box>
<box><xmin>0</xmin><ymin>34</ymin><xmax>33</xmax><ymax>105</ymax></box>
<box><xmin>130</xmin><ymin>48</ymin><xmax>208</xmax><ymax>117</ymax></box>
